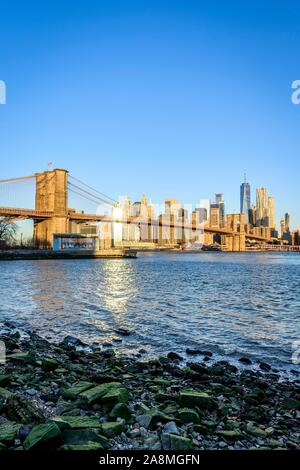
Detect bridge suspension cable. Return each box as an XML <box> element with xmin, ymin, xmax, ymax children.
<box><xmin>0</xmin><ymin>175</ymin><xmax>35</xmax><ymax>184</ymax></box>
<box><xmin>68</xmin><ymin>183</ymin><xmax>114</xmax><ymax>208</ymax></box>
<box><xmin>0</xmin><ymin>175</ymin><xmax>35</xmax><ymax>209</ymax></box>
<box><xmin>68</xmin><ymin>175</ymin><xmax>118</xmax><ymax>205</ymax></box>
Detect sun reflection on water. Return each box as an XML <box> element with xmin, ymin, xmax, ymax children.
<box><xmin>96</xmin><ymin>260</ymin><xmax>138</xmax><ymax>314</ymax></box>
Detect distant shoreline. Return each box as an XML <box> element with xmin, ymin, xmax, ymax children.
<box><xmin>0</xmin><ymin>248</ymin><xmax>137</xmax><ymax>261</ymax></box>
<box><xmin>0</xmin><ymin>248</ymin><xmax>299</xmax><ymax>261</ymax></box>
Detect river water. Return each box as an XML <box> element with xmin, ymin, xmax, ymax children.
<box><xmin>0</xmin><ymin>252</ymin><xmax>300</xmax><ymax>371</ymax></box>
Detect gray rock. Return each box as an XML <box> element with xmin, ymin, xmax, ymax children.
<box><xmin>137</xmin><ymin>415</ymin><xmax>152</xmax><ymax>429</ymax></box>
<box><xmin>239</xmin><ymin>357</ymin><xmax>252</xmax><ymax>365</ymax></box>
<box><xmin>163</xmin><ymin>421</ymin><xmax>179</xmax><ymax>435</ymax></box>
<box><xmin>167</xmin><ymin>352</ymin><xmax>183</xmax><ymax>361</ymax></box>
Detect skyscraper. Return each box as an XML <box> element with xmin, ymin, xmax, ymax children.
<box><xmin>215</xmin><ymin>193</ymin><xmax>225</xmax><ymax>228</ymax></box>
<box><xmin>122</xmin><ymin>196</ymin><xmax>131</xmax><ymax>241</ymax></box>
<box><xmin>268</xmin><ymin>196</ymin><xmax>275</xmax><ymax>229</ymax></box>
<box><xmin>195</xmin><ymin>207</ymin><xmax>208</xmax><ymax>224</ymax></box>
<box><xmin>165</xmin><ymin>198</ymin><xmax>180</xmax><ymax>217</ymax></box>
<box><xmin>240</xmin><ymin>175</ymin><xmax>251</xmax><ymax>225</ymax></box>
<box><xmin>280</xmin><ymin>218</ymin><xmax>285</xmax><ymax>238</ymax></box>
<box><xmin>210</xmin><ymin>204</ymin><xmax>220</xmax><ymax>228</ymax></box>
<box><xmin>285</xmin><ymin>213</ymin><xmax>291</xmax><ymax>232</ymax></box>
<box><xmin>199</xmin><ymin>199</ymin><xmax>211</xmax><ymax>223</ymax></box>
<box><xmin>256</xmin><ymin>187</ymin><xmax>269</xmax><ymax>226</ymax></box>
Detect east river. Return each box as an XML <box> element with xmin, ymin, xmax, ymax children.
<box><xmin>1</xmin><ymin>252</ymin><xmax>300</xmax><ymax>371</ymax></box>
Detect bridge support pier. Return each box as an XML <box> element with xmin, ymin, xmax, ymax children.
<box><xmin>223</xmin><ymin>233</ymin><xmax>246</xmax><ymax>252</ymax></box>
<box><xmin>34</xmin><ymin>169</ymin><xmax>68</xmax><ymax>248</ymax></box>
<box><xmin>224</xmin><ymin>214</ymin><xmax>246</xmax><ymax>252</ymax></box>
<box><xmin>34</xmin><ymin>217</ymin><xmax>69</xmax><ymax>248</ymax></box>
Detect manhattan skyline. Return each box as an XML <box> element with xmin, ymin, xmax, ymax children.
<box><xmin>0</xmin><ymin>1</ymin><xmax>299</xmax><ymax>228</ymax></box>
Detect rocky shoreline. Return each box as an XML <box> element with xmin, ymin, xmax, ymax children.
<box><xmin>0</xmin><ymin>324</ymin><xmax>299</xmax><ymax>451</ymax></box>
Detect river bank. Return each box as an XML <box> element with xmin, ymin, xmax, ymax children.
<box><xmin>0</xmin><ymin>323</ymin><xmax>299</xmax><ymax>451</ymax></box>
<box><xmin>0</xmin><ymin>248</ymin><xmax>137</xmax><ymax>260</ymax></box>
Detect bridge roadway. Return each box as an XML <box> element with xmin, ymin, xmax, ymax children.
<box><xmin>0</xmin><ymin>206</ymin><xmax>277</xmax><ymax>243</ymax></box>
<box><xmin>0</xmin><ymin>207</ymin><xmax>54</xmax><ymax>220</ymax></box>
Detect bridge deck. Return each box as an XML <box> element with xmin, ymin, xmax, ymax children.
<box><xmin>0</xmin><ymin>207</ymin><xmax>54</xmax><ymax>219</ymax></box>
<box><xmin>0</xmin><ymin>206</ymin><xmax>276</xmax><ymax>242</ymax></box>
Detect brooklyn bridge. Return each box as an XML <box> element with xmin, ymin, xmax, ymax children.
<box><xmin>0</xmin><ymin>168</ymin><xmax>280</xmax><ymax>252</ymax></box>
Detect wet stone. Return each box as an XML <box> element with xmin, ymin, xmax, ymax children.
<box><xmin>23</xmin><ymin>422</ymin><xmax>62</xmax><ymax>450</ymax></box>
<box><xmin>163</xmin><ymin>421</ymin><xmax>179</xmax><ymax>435</ymax></box>
<box><xmin>109</xmin><ymin>403</ymin><xmax>132</xmax><ymax>421</ymax></box>
<box><xmin>41</xmin><ymin>358</ymin><xmax>59</xmax><ymax>372</ymax></box>
<box><xmin>167</xmin><ymin>352</ymin><xmax>183</xmax><ymax>361</ymax></box>
<box><xmin>62</xmin><ymin>381</ymin><xmax>94</xmax><ymax>400</ymax></box>
<box><xmin>161</xmin><ymin>433</ymin><xmax>193</xmax><ymax>450</ymax></box>
<box><xmin>101</xmin><ymin>420</ymin><xmax>125</xmax><ymax>438</ymax></box>
<box><xmin>79</xmin><ymin>382</ymin><xmax>129</xmax><ymax>407</ymax></box>
<box><xmin>52</xmin><ymin>416</ymin><xmax>102</xmax><ymax>430</ymax></box>
<box><xmin>0</xmin><ymin>421</ymin><xmax>22</xmax><ymax>445</ymax></box>
<box><xmin>62</xmin><ymin>428</ymin><xmax>108</xmax><ymax>447</ymax></box>
<box><xmin>238</xmin><ymin>357</ymin><xmax>252</xmax><ymax>365</ymax></box>
<box><xmin>179</xmin><ymin>390</ymin><xmax>217</xmax><ymax>410</ymax></box>
<box><xmin>60</xmin><ymin>441</ymin><xmax>104</xmax><ymax>451</ymax></box>
<box><xmin>5</xmin><ymin>394</ymin><xmax>45</xmax><ymax>424</ymax></box>
<box><xmin>177</xmin><ymin>408</ymin><xmax>200</xmax><ymax>424</ymax></box>
<box><xmin>217</xmin><ymin>430</ymin><xmax>243</xmax><ymax>441</ymax></box>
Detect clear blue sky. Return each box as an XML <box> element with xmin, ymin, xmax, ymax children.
<box><xmin>0</xmin><ymin>0</ymin><xmax>299</xmax><ymax>231</ymax></box>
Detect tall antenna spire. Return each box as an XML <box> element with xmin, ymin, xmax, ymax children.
<box><xmin>244</xmin><ymin>171</ymin><xmax>247</xmax><ymax>183</ymax></box>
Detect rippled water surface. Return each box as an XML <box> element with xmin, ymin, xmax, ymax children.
<box><xmin>1</xmin><ymin>252</ymin><xmax>300</xmax><ymax>369</ymax></box>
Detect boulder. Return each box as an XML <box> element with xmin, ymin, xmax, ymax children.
<box><xmin>0</xmin><ymin>387</ymin><xmax>13</xmax><ymax>400</ymax></box>
<box><xmin>23</xmin><ymin>422</ymin><xmax>62</xmax><ymax>450</ymax></box>
<box><xmin>238</xmin><ymin>357</ymin><xmax>252</xmax><ymax>365</ymax></box>
<box><xmin>137</xmin><ymin>407</ymin><xmax>175</xmax><ymax>429</ymax></box>
<box><xmin>101</xmin><ymin>420</ymin><xmax>125</xmax><ymax>438</ymax></box>
<box><xmin>217</xmin><ymin>430</ymin><xmax>242</xmax><ymax>440</ymax></box>
<box><xmin>187</xmin><ymin>362</ymin><xmax>208</xmax><ymax>374</ymax></box>
<box><xmin>79</xmin><ymin>382</ymin><xmax>129</xmax><ymax>406</ymax></box>
<box><xmin>52</xmin><ymin>416</ymin><xmax>102</xmax><ymax>430</ymax></box>
<box><xmin>186</xmin><ymin>348</ymin><xmax>201</xmax><ymax>355</ymax></box>
<box><xmin>0</xmin><ymin>374</ymin><xmax>10</xmax><ymax>386</ymax></box>
<box><xmin>60</xmin><ymin>441</ymin><xmax>104</xmax><ymax>450</ymax></box>
<box><xmin>161</xmin><ymin>433</ymin><xmax>193</xmax><ymax>450</ymax></box>
<box><xmin>179</xmin><ymin>390</ymin><xmax>217</xmax><ymax>410</ymax></box>
<box><xmin>109</xmin><ymin>403</ymin><xmax>132</xmax><ymax>421</ymax></box>
<box><xmin>177</xmin><ymin>407</ymin><xmax>200</xmax><ymax>424</ymax></box>
<box><xmin>62</xmin><ymin>381</ymin><xmax>94</xmax><ymax>400</ymax></box>
<box><xmin>0</xmin><ymin>421</ymin><xmax>22</xmax><ymax>445</ymax></box>
<box><xmin>259</xmin><ymin>362</ymin><xmax>271</xmax><ymax>372</ymax></box>
<box><xmin>5</xmin><ymin>394</ymin><xmax>45</xmax><ymax>424</ymax></box>
<box><xmin>41</xmin><ymin>358</ymin><xmax>59</xmax><ymax>372</ymax></box>
<box><xmin>246</xmin><ymin>424</ymin><xmax>267</xmax><ymax>438</ymax></box>
<box><xmin>167</xmin><ymin>352</ymin><xmax>183</xmax><ymax>361</ymax></box>
<box><xmin>114</xmin><ymin>328</ymin><xmax>131</xmax><ymax>336</ymax></box>
<box><xmin>282</xmin><ymin>397</ymin><xmax>300</xmax><ymax>410</ymax></box>
<box><xmin>7</xmin><ymin>352</ymin><xmax>30</xmax><ymax>363</ymax></box>
<box><xmin>163</xmin><ymin>421</ymin><xmax>179</xmax><ymax>435</ymax></box>
<box><xmin>59</xmin><ymin>336</ymin><xmax>87</xmax><ymax>350</ymax></box>
<box><xmin>62</xmin><ymin>428</ymin><xmax>108</xmax><ymax>447</ymax></box>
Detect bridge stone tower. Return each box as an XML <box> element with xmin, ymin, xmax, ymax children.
<box><xmin>34</xmin><ymin>169</ymin><xmax>68</xmax><ymax>248</ymax></box>
<box><xmin>224</xmin><ymin>213</ymin><xmax>246</xmax><ymax>252</ymax></box>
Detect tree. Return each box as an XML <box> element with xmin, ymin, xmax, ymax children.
<box><xmin>0</xmin><ymin>218</ymin><xmax>17</xmax><ymax>245</ymax></box>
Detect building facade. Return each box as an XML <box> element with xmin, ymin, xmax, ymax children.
<box><xmin>240</xmin><ymin>178</ymin><xmax>251</xmax><ymax>225</ymax></box>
